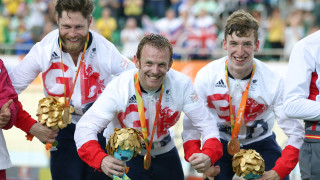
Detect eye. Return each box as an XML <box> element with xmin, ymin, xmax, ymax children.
<box><xmin>244</xmin><ymin>42</ymin><xmax>252</xmax><ymax>47</ymax></box>
<box><xmin>62</xmin><ymin>25</ymin><xmax>71</xmax><ymax>29</ymax></box>
<box><xmin>76</xmin><ymin>26</ymin><xmax>84</xmax><ymax>30</ymax></box>
<box><xmin>159</xmin><ymin>63</ymin><xmax>166</xmax><ymax>68</ymax></box>
<box><xmin>230</xmin><ymin>42</ymin><xmax>237</xmax><ymax>46</ymax></box>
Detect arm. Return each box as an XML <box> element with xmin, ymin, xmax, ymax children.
<box><xmin>14</xmin><ymin>101</ymin><xmax>36</xmax><ymax>133</ymax></box>
<box><xmin>75</xmin><ymin>106</ymin><xmax>125</xmax><ymax>177</ymax></box>
<box><xmin>182</xmin><ymin>75</ymin><xmax>222</xmax><ymax>171</ymax></box>
<box><xmin>75</xmin><ymin>102</ymin><xmax>110</xmax><ymax>170</ymax></box>
<box><xmin>268</xmin><ymin>78</ymin><xmax>304</xmax><ymax>179</ymax></box>
<box><xmin>284</xmin><ymin>40</ymin><xmax>320</xmax><ymax>120</ymax></box>
<box><xmin>0</xmin><ymin>59</ymin><xmax>19</xmax><ymax>129</ymax></box>
<box><xmin>9</xmin><ymin>44</ymin><xmax>42</xmax><ymax>94</ymax></box>
<box><xmin>74</xmin><ymin>79</ymin><xmax>125</xmax><ymax>176</ymax></box>
<box><xmin>15</xmin><ymin>101</ymin><xmax>58</xmax><ymax>143</ymax></box>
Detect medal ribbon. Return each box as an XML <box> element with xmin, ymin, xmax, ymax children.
<box><xmin>59</xmin><ymin>34</ymin><xmax>89</xmax><ymax>107</ymax></box>
<box><xmin>225</xmin><ymin>61</ymin><xmax>255</xmax><ymax>139</ymax></box>
<box><xmin>134</xmin><ymin>71</ymin><xmax>164</xmax><ymax>153</ymax></box>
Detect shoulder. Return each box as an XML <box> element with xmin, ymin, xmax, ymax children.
<box><xmin>198</xmin><ymin>57</ymin><xmax>225</xmax><ymax>75</ymax></box>
<box><xmin>39</xmin><ymin>29</ymin><xmax>59</xmax><ymax>45</ymax></box>
<box><xmin>196</xmin><ymin>57</ymin><xmax>225</xmax><ymax>83</ymax></box>
<box><xmin>254</xmin><ymin>59</ymin><xmax>278</xmax><ymax>75</ymax></box>
<box><xmin>294</xmin><ymin>30</ymin><xmax>320</xmax><ymax>50</ymax></box>
<box><xmin>166</xmin><ymin>69</ymin><xmax>192</xmax><ymax>84</ymax></box>
<box><xmin>0</xmin><ymin>59</ymin><xmax>4</xmax><ymax>67</ymax></box>
<box><xmin>299</xmin><ymin>30</ymin><xmax>320</xmax><ymax>44</ymax></box>
<box><xmin>112</xmin><ymin>68</ymin><xmax>137</xmax><ymax>83</ymax></box>
<box><xmin>91</xmin><ymin>30</ymin><xmax>116</xmax><ymax>48</ymax></box>
<box><xmin>0</xmin><ymin>59</ymin><xmax>5</xmax><ymax>72</ymax></box>
<box><xmin>254</xmin><ymin>59</ymin><xmax>283</xmax><ymax>84</ymax></box>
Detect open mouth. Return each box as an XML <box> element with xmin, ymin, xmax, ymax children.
<box><xmin>148</xmin><ymin>75</ymin><xmax>160</xmax><ymax>80</ymax></box>
<box><xmin>68</xmin><ymin>38</ymin><xmax>79</xmax><ymax>43</ymax></box>
<box><xmin>235</xmin><ymin>57</ymin><xmax>245</xmax><ymax>62</ymax></box>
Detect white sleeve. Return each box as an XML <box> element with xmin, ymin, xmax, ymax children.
<box><xmin>182</xmin><ymin>74</ymin><xmax>220</xmax><ymax>144</ymax></box>
<box><xmin>275</xmin><ymin>78</ymin><xmax>304</xmax><ymax>149</ymax></box>
<box><xmin>109</xmin><ymin>45</ymin><xmax>136</xmax><ymax>75</ymax></box>
<box><xmin>75</xmin><ymin>79</ymin><xmax>119</xmax><ymax>149</ymax></box>
<box><xmin>284</xmin><ymin>41</ymin><xmax>320</xmax><ymax>120</ymax></box>
<box><xmin>9</xmin><ymin>44</ymin><xmax>42</xmax><ymax>94</ymax></box>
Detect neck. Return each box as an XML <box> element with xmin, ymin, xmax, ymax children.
<box><xmin>229</xmin><ymin>69</ymin><xmax>251</xmax><ymax>79</ymax></box>
<box><xmin>61</xmin><ymin>45</ymin><xmax>83</xmax><ymax>66</ymax></box>
<box><xmin>70</xmin><ymin>52</ymin><xmax>81</xmax><ymax>65</ymax></box>
<box><xmin>227</xmin><ymin>64</ymin><xmax>253</xmax><ymax>80</ymax></box>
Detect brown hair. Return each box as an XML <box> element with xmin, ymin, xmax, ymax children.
<box><xmin>136</xmin><ymin>33</ymin><xmax>173</xmax><ymax>61</ymax></box>
<box><xmin>55</xmin><ymin>0</ymin><xmax>94</xmax><ymax>20</ymax></box>
<box><xmin>224</xmin><ymin>10</ymin><xmax>259</xmax><ymax>42</ymax></box>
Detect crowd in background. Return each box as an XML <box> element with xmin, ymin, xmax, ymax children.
<box><xmin>0</xmin><ymin>0</ymin><xmax>320</xmax><ymax>60</ymax></box>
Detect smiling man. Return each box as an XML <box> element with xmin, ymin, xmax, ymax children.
<box><xmin>8</xmin><ymin>0</ymin><xmax>135</xmax><ymax>180</ymax></box>
<box><xmin>74</xmin><ymin>34</ymin><xmax>223</xmax><ymax>180</ymax></box>
<box><xmin>183</xmin><ymin>10</ymin><xmax>305</xmax><ymax>180</ymax></box>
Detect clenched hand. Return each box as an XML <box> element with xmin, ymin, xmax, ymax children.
<box><xmin>101</xmin><ymin>155</ymin><xmax>126</xmax><ymax>178</ymax></box>
<box><xmin>188</xmin><ymin>153</ymin><xmax>212</xmax><ymax>173</ymax></box>
<box><xmin>0</xmin><ymin>99</ymin><xmax>13</xmax><ymax>128</ymax></box>
<box><xmin>29</xmin><ymin>122</ymin><xmax>58</xmax><ymax>143</ymax></box>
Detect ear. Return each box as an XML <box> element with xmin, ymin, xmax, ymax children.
<box><xmin>254</xmin><ymin>39</ymin><xmax>260</xmax><ymax>52</ymax></box>
<box><xmin>133</xmin><ymin>55</ymin><xmax>140</xmax><ymax>69</ymax></box>
<box><xmin>56</xmin><ymin>15</ymin><xmax>59</xmax><ymax>25</ymax></box>
<box><xmin>168</xmin><ymin>59</ymin><xmax>173</xmax><ymax>71</ymax></box>
<box><xmin>89</xmin><ymin>15</ymin><xmax>92</xmax><ymax>26</ymax></box>
<box><xmin>222</xmin><ymin>39</ymin><xmax>227</xmax><ymax>50</ymax></box>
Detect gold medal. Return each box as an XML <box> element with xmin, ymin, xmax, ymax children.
<box><xmin>144</xmin><ymin>152</ymin><xmax>151</xmax><ymax>170</ymax></box>
<box><xmin>62</xmin><ymin>106</ymin><xmax>70</xmax><ymax>124</ymax></box>
<box><xmin>227</xmin><ymin>139</ymin><xmax>240</xmax><ymax>156</ymax></box>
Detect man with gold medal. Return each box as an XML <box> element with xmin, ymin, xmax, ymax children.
<box><xmin>8</xmin><ymin>0</ymin><xmax>135</xmax><ymax>179</ymax></box>
<box><xmin>75</xmin><ymin>34</ymin><xmax>223</xmax><ymax>180</ymax></box>
<box><xmin>183</xmin><ymin>10</ymin><xmax>305</xmax><ymax>180</ymax></box>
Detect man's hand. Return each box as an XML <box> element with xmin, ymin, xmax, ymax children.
<box><xmin>101</xmin><ymin>155</ymin><xmax>126</xmax><ymax>178</ymax></box>
<box><xmin>29</xmin><ymin>123</ymin><xmax>58</xmax><ymax>143</ymax></box>
<box><xmin>257</xmin><ymin>170</ymin><xmax>280</xmax><ymax>180</ymax></box>
<box><xmin>0</xmin><ymin>99</ymin><xmax>13</xmax><ymax>128</ymax></box>
<box><xmin>203</xmin><ymin>165</ymin><xmax>220</xmax><ymax>179</ymax></box>
<box><xmin>188</xmin><ymin>153</ymin><xmax>212</xmax><ymax>173</ymax></box>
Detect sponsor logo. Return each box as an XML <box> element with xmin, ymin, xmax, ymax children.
<box><xmin>215</xmin><ymin>79</ymin><xmax>226</xmax><ymax>88</ymax></box>
<box><xmin>50</xmin><ymin>51</ymin><xmax>60</xmax><ymax>60</ymax></box>
<box><xmin>129</xmin><ymin>95</ymin><xmax>136</xmax><ymax>103</ymax></box>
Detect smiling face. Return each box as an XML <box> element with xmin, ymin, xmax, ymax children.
<box><xmin>134</xmin><ymin>44</ymin><xmax>173</xmax><ymax>91</ymax></box>
<box><xmin>57</xmin><ymin>11</ymin><xmax>91</xmax><ymax>55</ymax></box>
<box><xmin>223</xmin><ymin>30</ymin><xmax>259</xmax><ymax>79</ymax></box>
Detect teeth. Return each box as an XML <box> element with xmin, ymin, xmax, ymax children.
<box><xmin>236</xmin><ymin>57</ymin><xmax>244</xmax><ymax>61</ymax></box>
<box><xmin>69</xmin><ymin>39</ymin><xmax>78</xmax><ymax>42</ymax></box>
<box><xmin>149</xmin><ymin>76</ymin><xmax>158</xmax><ymax>80</ymax></box>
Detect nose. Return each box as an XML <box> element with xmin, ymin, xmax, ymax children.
<box><xmin>151</xmin><ymin>65</ymin><xmax>160</xmax><ymax>74</ymax></box>
<box><xmin>236</xmin><ymin>45</ymin><xmax>244</xmax><ymax>56</ymax></box>
<box><xmin>68</xmin><ymin>28</ymin><xmax>77</xmax><ymax>38</ymax></box>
